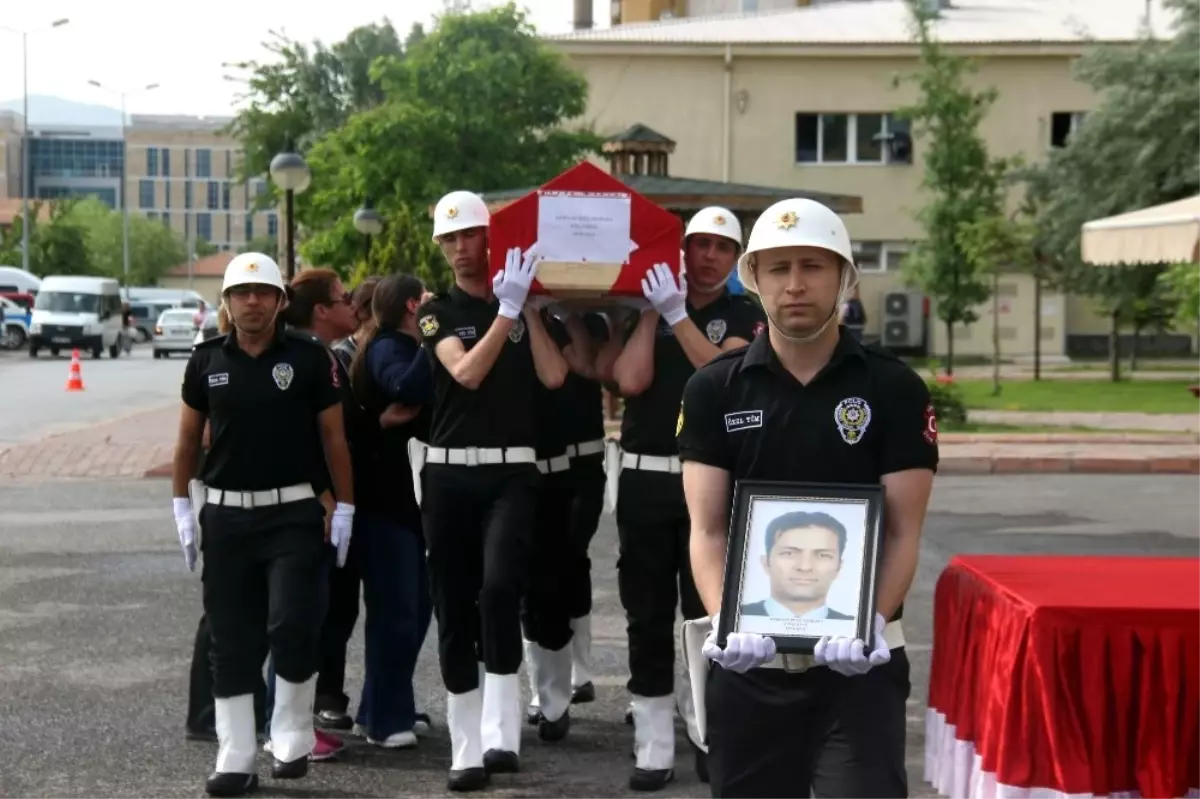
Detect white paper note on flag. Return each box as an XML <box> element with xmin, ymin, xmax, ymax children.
<box><xmin>537</xmin><ymin>191</ymin><xmax>633</xmax><ymax>265</ymax></box>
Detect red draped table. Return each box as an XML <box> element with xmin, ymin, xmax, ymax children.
<box><xmin>925</xmin><ymin>555</ymin><xmax>1199</xmax><ymax>799</ymax></box>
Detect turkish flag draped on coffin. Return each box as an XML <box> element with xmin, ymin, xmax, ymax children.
<box><xmin>487</xmin><ymin>161</ymin><xmax>682</xmax><ymax>298</ymax></box>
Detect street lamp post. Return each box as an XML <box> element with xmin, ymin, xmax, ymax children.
<box><xmin>353</xmin><ymin>201</ymin><xmax>384</xmax><ymax>269</ymax></box>
<box><xmin>269</xmin><ymin>151</ymin><xmax>311</xmax><ymax>282</ymax></box>
<box><xmin>88</xmin><ymin>80</ymin><xmax>159</xmax><ymax>300</ymax></box>
<box><xmin>1</xmin><ymin>18</ymin><xmax>70</xmax><ymax>274</ymax></box>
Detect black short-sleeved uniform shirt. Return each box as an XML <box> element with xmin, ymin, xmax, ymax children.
<box><xmin>416</xmin><ymin>286</ymin><xmax>537</xmax><ymax>449</ymax></box>
<box><xmin>182</xmin><ymin>326</ymin><xmax>343</xmax><ymax>492</ymax></box>
<box><xmin>677</xmin><ymin>328</ymin><xmax>939</xmax><ymax>621</ymax></box>
<box><xmin>620</xmin><ymin>291</ymin><xmax>765</xmax><ymax>456</ymax></box>
<box><xmin>549</xmin><ymin>312</ymin><xmax>608</xmax><ymax>447</ymax></box>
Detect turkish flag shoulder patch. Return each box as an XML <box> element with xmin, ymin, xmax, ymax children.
<box><xmin>923</xmin><ymin>402</ymin><xmax>938</xmax><ymax>446</ymax></box>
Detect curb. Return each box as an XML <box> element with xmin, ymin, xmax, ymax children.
<box><xmin>145</xmin><ymin>463</ymin><xmax>172</xmax><ymax>478</ymax></box>
<box><xmin>940</xmin><ymin>455</ymin><xmax>1199</xmax><ymax>475</ymax></box>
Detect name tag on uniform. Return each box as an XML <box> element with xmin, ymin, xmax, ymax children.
<box><xmin>455</xmin><ymin>326</ymin><xmax>478</xmax><ymax>340</ymax></box>
<box><xmin>208</xmin><ymin>373</ymin><xmax>229</xmax><ymax>387</ymax></box>
<box><xmin>724</xmin><ymin>410</ymin><xmax>762</xmax><ymax>432</ymax></box>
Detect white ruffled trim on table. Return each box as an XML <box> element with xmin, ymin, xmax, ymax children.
<box><xmin>924</xmin><ymin>708</ymin><xmax>1200</xmax><ymax>799</ymax></box>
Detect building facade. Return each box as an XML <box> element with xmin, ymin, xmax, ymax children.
<box><xmin>0</xmin><ymin>112</ymin><xmax>276</xmax><ymax>254</ymax></box>
<box><xmin>553</xmin><ymin>0</ymin><xmax>1194</xmax><ymax>360</ymax></box>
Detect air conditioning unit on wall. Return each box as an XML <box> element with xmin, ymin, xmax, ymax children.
<box><xmin>881</xmin><ymin>290</ymin><xmax>925</xmax><ymax>349</ymax></box>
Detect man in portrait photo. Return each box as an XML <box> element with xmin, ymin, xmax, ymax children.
<box><xmin>742</xmin><ymin>510</ymin><xmax>853</xmax><ymax>620</ymax></box>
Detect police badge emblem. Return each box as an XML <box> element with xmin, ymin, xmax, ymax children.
<box><xmin>508</xmin><ymin>317</ymin><xmax>526</xmax><ymax>343</ymax></box>
<box><xmin>272</xmin><ymin>362</ymin><xmax>295</xmax><ymax>391</ymax></box>
<box><xmin>833</xmin><ymin>397</ymin><xmax>871</xmax><ymax>444</ymax></box>
<box><xmin>419</xmin><ymin>315</ymin><xmax>440</xmax><ymax>337</ymax></box>
<box><xmin>706</xmin><ymin>318</ymin><xmax>727</xmax><ymax>344</ymax></box>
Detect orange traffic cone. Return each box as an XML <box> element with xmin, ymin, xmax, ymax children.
<box><xmin>65</xmin><ymin>349</ymin><xmax>85</xmax><ymax>392</ymax></box>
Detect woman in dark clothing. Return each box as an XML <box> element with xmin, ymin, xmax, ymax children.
<box><xmin>347</xmin><ymin>273</ymin><xmax>436</xmax><ymax>748</ymax></box>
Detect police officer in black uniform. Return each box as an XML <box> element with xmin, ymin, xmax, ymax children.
<box><xmin>171</xmin><ymin>253</ymin><xmax>356</xmax><ymax>797</ymax></box>
<box><xmin>410</xmin><ymin>190</ymin><xmax>568</xmax><ymax>792</ymax></box>
<box><xmin>598</xmin><ymin>208</ymin><xmax>764</xmax><ymax>791</ymax></box>
<box><xmin>677</xmin><ymin>198</ymin><xmax>938</xmax><ymax>798</ymax></box>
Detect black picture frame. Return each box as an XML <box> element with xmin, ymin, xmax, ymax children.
<box><xmin>717</xmin><ymin>480</ymin><xmax>886</xmax><ymax>655</ymax></box>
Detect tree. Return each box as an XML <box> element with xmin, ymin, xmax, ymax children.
<box><xmin>295</xmin><ymin>3</ymin><xmax>602</xmax><ymax>283</ymax></box>
<box><xmin>60</xmin><ymin>198</ymin><xmax>188</xmax><ymax>285</ymax></box>
<box><xmin>896</xmin><ymin>0</ymin><xmax>1012</xmax><ymax>376</ymax></box>
<box><xmin>1161</xmin><ymin>263</ymin><xmax>1199</xmax><ymax>328</ymax></box>
<box><xmin>0</xmin><ymin>200</ymin><xmax>93</xmax><ymax>277</ymax></box>
<box><xmin>1021</xmin><ymin>0</ymin><xmax>1199</xmax><ymax>378</ymax></box>
<box><xmin>239</xmin><ymin>235</ymin><xmax>279</xmax><ymax>255</ymax></box>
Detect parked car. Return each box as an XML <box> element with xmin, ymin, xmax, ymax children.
<box><xmin>153</xmin><ymin>308</ymin><xmax>200</xmax><ymax>358</ymax></box>
<box><xmin>0</xmin><ymin>296</ymin><xmax>30</xmax><ymax>349</ymax></box>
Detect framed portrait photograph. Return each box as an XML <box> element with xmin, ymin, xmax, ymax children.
<box><xmin>717</xmin><ymin>480</ymin><xmax>886</xmax><ymax>655</ymax></box>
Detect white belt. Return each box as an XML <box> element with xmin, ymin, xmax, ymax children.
<box><xmin>620</xmin><ymin>452</ymin><xmax>681</xmax><ymax>473</ymax></box>
<box><xmin>537</xmin><ymin>454</ymin><xmax>571</xmax><ymax>474</ymax></box>
<box><xmin>424</xmin><ymin>446</ymin><xmax>537</xmax><ymax>467</ymax></box>
<box><xmin>204</xmin><ymin>483</ymin><xmax>314</xmax><ymax>509</ymax></box>
<box><xmin>565</xmin><ymin>439</ymin><xmax>604</xmax><ymax>458</ymax></box>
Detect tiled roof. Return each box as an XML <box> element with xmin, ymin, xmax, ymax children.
<box><xmin>0</xmin><ymin>198</ymin><xmax>53</xmax><ymax>227</ymax></box>
<box><xmin>165</xmin><ymin>252</ymin><xmax>235</xmax><ymax>278</ymax></box>
<box><xmin>548</xmin><ymin>0</ymin><xmax>1174</xmax><ymax>46</ymax></box>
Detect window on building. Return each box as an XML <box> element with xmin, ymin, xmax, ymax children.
<box><xmin>1050</xmin><ymin>112</ymin><xmax>1086</xmax><ymax>148</ymax></box>
<box><xmin>267</xmin><ymin>213</ymin><xmax>278</xmax><ymax>238</ymax></box>
<box><xmin>795</xmin><ymin>112</ymin><xmax>912</xmax><ymax>164</ymax></box>
<box><xmin>224</xmin><ymin>215</ymin><xmax>231</xmax><ymax>243</ymax></box>
<box><xmin>197</xmin><ymin>213</ymin><xmax>213</xmax><ymax>242</ymax></box>
<box><xmin>146</xmin><ymin>147</ymin><xmax>158</xmax><ymax>177</ymax></box>
<box><xmin>853</xmin><ymin>241</ymin><xmax>883</xmax><ymax>273</ymax></box>
<box><xmin>222</xmin><ymin>182</ymin><xmax>231</xmax><ymax>210</ymax></box>
<box><xmin>207</xmin><ymin>181</ymin><xmax>220</xmax><ymax>210</ymax></box>
<box><xmin>162</xmin><ymin>148</ymin><xmax>171</xmax><ymax>177</ymax></box>
<box><xmin>185</xmin><ymin>149</ymin><xmax>191</xmax><ymax>177</ymax></box>
<box><xmin>244</xmin><ymin>215</ymin><xmax>254</xmax><ymax>242</ymax></box>
<box><xmin>161</xmin><ymin>212</ymin><xmax>171</xmax><ymax>229</ymax></box>
<box><xmin>139</xmin><ymin>180</ymin><xmax>155</xmax><ymax>209</ymax></box>
<box><xmin>224</xmin><ymin>150</ymin><xmax>232</xmax><ymax>178</ymax></box>
<box><xmin>196</xmin><ymin>149</ymin><xmax>212</xmax><ymax>178</ymax></box>
<box><xmin>146</xmin><ymin>211</ymin><xmax>158</xmax><ymax>222</ymax></box>
<box><xmin>184</xmin><ymin>182</ymin><xmax>193</xmax><ymax>209</ymax></box>
<box><xmin>163</xmin><ymin>179</ymin><xmax>171</xmax><ymax>208</ymax></box>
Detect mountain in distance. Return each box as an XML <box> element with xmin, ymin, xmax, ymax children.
<box><xmin>0</xmin><ymin>94</ymin><xmax>124</xmax><ymax>126</ymax></box>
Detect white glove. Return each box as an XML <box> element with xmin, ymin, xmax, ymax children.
<box><xmin>813</xmin><ymin>612</ymin><xmax>892</xmax><ymax>676</ymax></box>
<box><xmin>701</xmin><ymin>611</ymin><xmax>777</xmax><ymax>673</ymax></box>
<box><xmin>641</xmin><ymin>262</ymin><xmax>688</xmax><ymax>326</ymax></box>
<box><xmin>494</xmin><ymin>246</ymin><xmax>541</xmax><ymax>320</ymax></box>
<box><xmin>173</xmin><ymin>497</ymin><xmax>197</xmax><ymax>572</ymax></box>
<box><xmin>330</xmin><ymin>502</ymin><xmax>355</xmax><ymax>568</ymax></box>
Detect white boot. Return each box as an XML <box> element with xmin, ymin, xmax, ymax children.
<box><xmin>532</xmin><ymin>642</ymin><xmax>573</xmax><ymax>724</ymax></box>
<box><xmin>270</xmin><ymin>675</ymin><xmax>316</xmax><ymax>764</ymax></box>
<box><xmin>214</xmin><ymin>694</ymin><xmax>258</xmax><ymax>774</ymax></box>
<box><xmin>631</xmin><ymin>694</ymin><xmax>676</xmax><ymax>771</ymax></box>
<box><xmin>570</xmin><ymin>615</ymin><xmax>594</xmax><ymax>688</ymax></box>
<box><xmin>481</xmin><ymin>672</ymin><xmax>522</xmax><ymax>756</ymax></box>
<box><xmin>523</xmin><ymin>639</ymin><xmax>541</xmax><ymax>719</ymax></box>
<box><xmin>447</xmin><ymin>689</ymin><xmax>485</xmax><ymax>771</ymax></box>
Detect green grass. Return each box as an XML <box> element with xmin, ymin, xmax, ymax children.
<box><xmin>941</xmin><ymin>379</ymin><xmax>1200</xmax><ymax>414</ymax></box>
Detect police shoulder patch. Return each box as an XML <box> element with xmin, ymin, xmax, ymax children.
<box><xmin>419</xmin><ymin>315</ymin><xmax>440</xmax><ymax>337</ymax></box>
<box><xmin>676</xmin><ymin>407</ymin><xmax>685</xmax><ymax>437</ymax></box>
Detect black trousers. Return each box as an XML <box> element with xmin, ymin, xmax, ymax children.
<box><xmin>201</xmin><ymin>498</ymin><xmax>328</xmax><ymax>697</ymax></box>
<box><xmin>706</xmin><ymin>650</ymin><xmax>912</xmax><ymax>798</ymax></box>
<box><xmin>186</xmin><ymin>614</ymin><xmax>268</xmax><ymax>734</ymax></box>
<box><xmin>520</xmin><ymin>469</ymin><xmax>576</xmax><ymax>652</ymax></box>
<box><xmin>315</xmin><ymin>534</ymin><xmax>360</xmax><ymax>714</ymax></box>
<box><xmin>564</xmin><ymin>455</ymin><xmax>606</xmax><ymax>620</ymax></box>
<box><xmin>422</xmin><ymin>463</ymin><xmax>539</xmax><ymax>694</ymax></box>
<box><xmin>615</xmin><ymin>468</ymin><xmax>706</xmax><ymax>698</ymax></box>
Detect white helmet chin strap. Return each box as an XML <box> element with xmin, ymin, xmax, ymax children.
<box><xmin>760</xmin><ymin>260</ymin><xmax>859</xmax><ymax>345</ymax></box>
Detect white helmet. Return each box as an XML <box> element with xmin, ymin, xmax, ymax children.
<box><xmin>432</xmin><ymin>190</ymin><xmax>490</xmax><ymax>240</ymax></box>
<box><xmin>685</xmin><ymin>206</ymin><xmax>742</xmax><ymax>247</ymax></box>
<box><xmin>737</xmin><ymin>198</ymin><xmax>854</xmax><ymax>294</ymax></box>
<box><xmin>222</xmin><ymin>252</ymin><xmax>285</xmax><ymax>294</ymax></box>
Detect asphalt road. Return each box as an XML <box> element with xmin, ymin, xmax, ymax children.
<box><xmin>0</xmin><ymin>474</ymin><xmax>1196</xmax><ymax>798</ymax></box>
<box><xmin>0</xmin><ymin>345</ymin><xmax>186</xmax><ymax>446</ymax></box>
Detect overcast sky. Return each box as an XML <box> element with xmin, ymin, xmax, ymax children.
<box><xmin>0</xmin><ymin>0</ymin><xmax>609</xmax><ymax>118</ymax></box>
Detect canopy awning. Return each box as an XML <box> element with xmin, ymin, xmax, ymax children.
<box><xmin>1081</xmin><ymin>196</ymin><xmax>1200</xmax><ymax>266</ymax></box>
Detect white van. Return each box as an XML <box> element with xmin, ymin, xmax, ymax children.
<box><xmin>0</xmin><ymin>266</ymin><xmax>42</xmax><ymax>295</ymax></box>
<box><xmin>29</xmin><ymin>276</ymin><xmax>125</xmax><ymax>358</ymax></box>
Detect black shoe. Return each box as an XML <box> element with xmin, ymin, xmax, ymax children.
<box><xmin>271</xmin><ymin>757</ymin><xmax>308</xmax><ymax>780</ymax></box>
<box><xmin>571</xmin><ymin>681</ymin><xmax>595</xmax><ymax>704</ymax></box>
<box><xmin>483</xmin><ymin>748</ymin><xmax>519</xmax><ymax>774</ymax></box>
<box><xmin>624</xmin><ymin>707</ymin><xmax>634</xmax><ymax>725</ymax></box>
<box><xmin>205</xmin><ymin>772</ymin><xmax>258</xmax><ymax>797</ymax></box>
<box><xmin>414</xmin><ymin>712</ymin><xmax>433</xmax><ymax>734</ymax></box>
<box><xmin>447</xmin><ymin>767</ymin><xmax>489</xmax><ymax>792</ymax></box>
<box><xmin>186</xmin><ymin>726</ymin><xmax>218</xmax><ymax>743</ymax></box>
<box><xmin>690</xmin><ymin>740</ymin><xmax>710</xmax><ymax>784</ymax></box>
<box><xmin>315</xmin><ymin>709</ymin><xmax>353</xmax><ymax>731</ymax></box>
<box><xmin>536</xmin><ymin>710</ymin><xmax>570</xmax><ymax>742</ymax></box>
<box><xmin>630</xmin><ymin>767</ymin><xmax>674</xmax><ymax>792</ymax></box>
